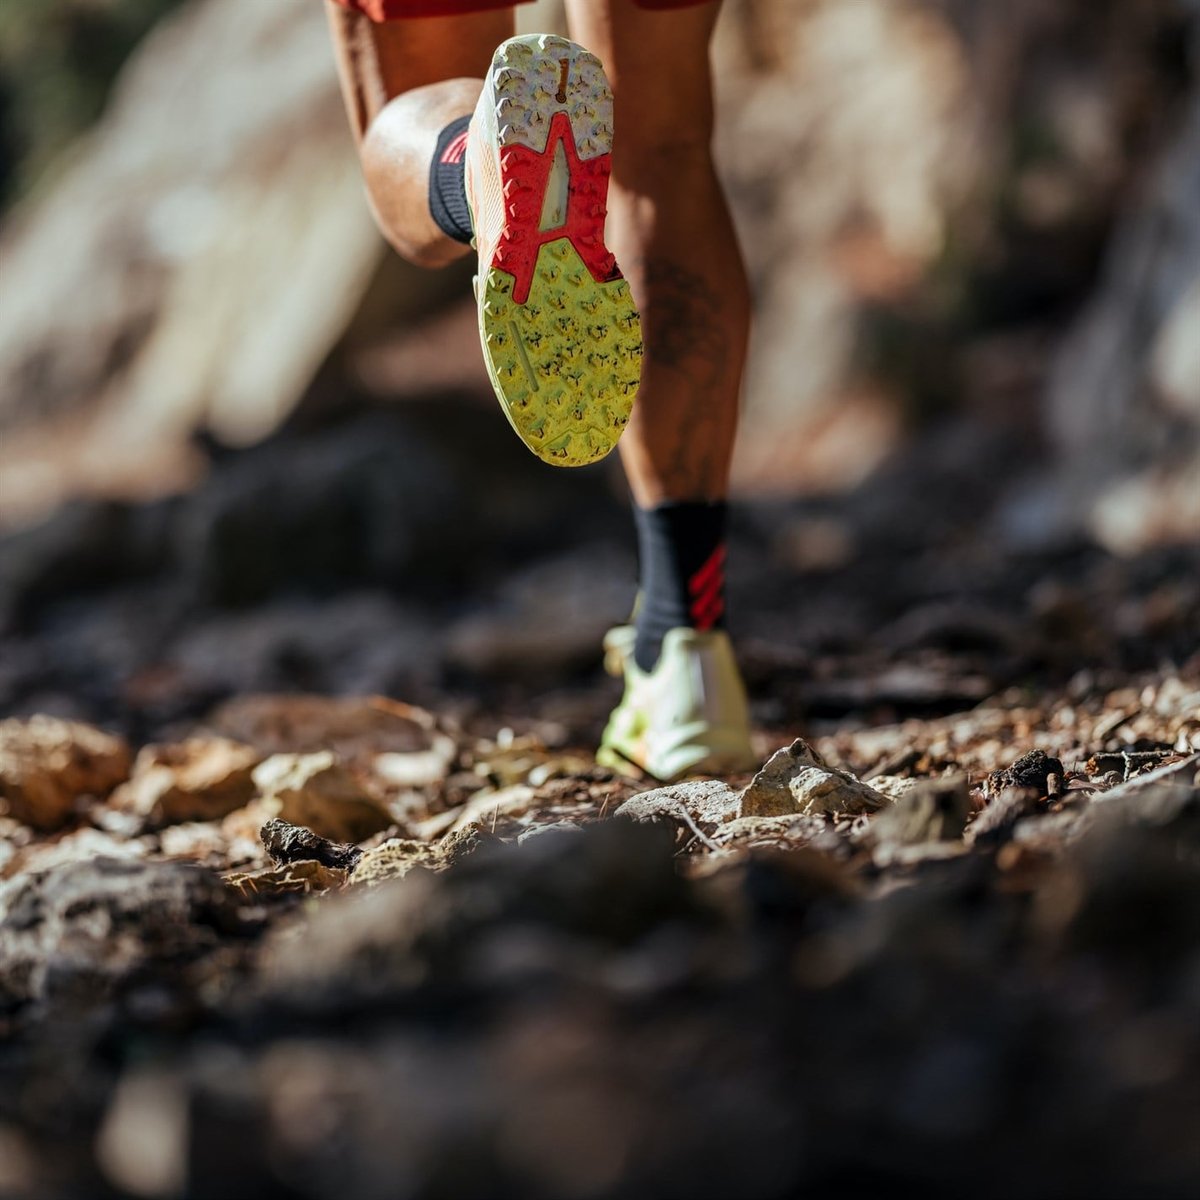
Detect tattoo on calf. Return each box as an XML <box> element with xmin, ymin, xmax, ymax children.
<box><xmin>641</xmin><ymin>257</ymin><xmax>727</xmax><ymax>386</ymax></box>
<box><xmin>633</xmin><ymin>256</ymin><xmax>733</xmax><ymax>494</ymax></box>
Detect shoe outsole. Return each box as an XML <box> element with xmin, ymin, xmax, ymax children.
<box><xmin>476</xmin><ymin>35</ymin><xmax>642</xmax><ymax>468</ymax></box>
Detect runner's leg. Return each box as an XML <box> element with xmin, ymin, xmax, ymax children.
<box><xmin>564</xmin><ymin>0</ymin><xmax>748</xmax><ymax>506</ymax></box>
<box><xmin>568</xmin><ymin>0</ymin><xmax>748</xmax><ymax>672</ymax></box>
<box><xmin>324</xmin><ymin>2</ymin><xmax>515</xmax><ymax>266</ymax></box>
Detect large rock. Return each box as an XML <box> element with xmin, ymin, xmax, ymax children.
<box><xmin>0</xmin><ymin>857</ymin><xmax>242</xmax><ymax>1018</ymax></box>
<box><xmin>0</xmin><ymin>715</ymin><xmax>131</xmax><ymax>831</ymax></box>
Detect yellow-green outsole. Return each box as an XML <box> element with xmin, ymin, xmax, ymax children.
<box><xmin>479</xmin><ymin>237</ymin><xmax>642</xmax><ymax>468</ymax></box>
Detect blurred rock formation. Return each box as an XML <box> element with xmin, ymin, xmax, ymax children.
<box><xmin>0</xmin><ymin>0</ymin><xmax>383</xmax><ymax>522</ymax></box>
<box><xmin>1038</xmin><ymin>80</ymin><xmax>1200</xmax><ymax>552</ymax></box>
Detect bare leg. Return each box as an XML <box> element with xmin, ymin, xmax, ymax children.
<box><xmin>324</xmin><ymin>2</ymin><xmax>514</xmax><ymax>266</ymax></box>
<box><xmin>565</xmin><ymin>0</ymin><xmax>749</xmax><ymax>505</ymax></box>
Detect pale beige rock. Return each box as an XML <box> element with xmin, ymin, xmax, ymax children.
<box><xmin>0</xmin><ymin>716</ymin><xmax>132</xmax><ymax>831</ymax></box>
<box><xmin>351</xmin><ymin>825</ymin><xmax>497</xmax><ymax>887</ymax></box>
<box><xmin>616</xmin><ymin>780</ymin><xmax>742</xmax><ymax>847</ymax></box>
<box><xmin>220</xmin><ymin>797</ymin><xmax>283</xmax><ymax>846</ymax></box>
<box><xmin>351</xmin><ymin>839</ymin><xmax>436</xmax><ymax>887</ymax></box>
<box><xmin>109</xmin><ymin>737</ymin><xmax>259</xmax><ymax>828</ymax></box>
<box><xmin>739</xmin><ymin>740</ymin><xmax>888</xmax><ymax>819</ymax></box>
<box><xmin>252</xmin><ymin>752</ymin><xmax>393</xmax><ymax>844</ymax></box>
<box><xmin>224</xmin><ymin>860</ymin><xmax>348</xmax><ymax>900</ymax></box>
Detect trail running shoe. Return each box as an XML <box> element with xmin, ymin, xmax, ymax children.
<box><xmin>464</xmin><ymin>34</ymin><xmax>642</xmax><ymax>467</ymax></box>
<box><xmin>597</xmin><ymin>625</ymin><xmax>759</xmax><ymax>782</ymax></box>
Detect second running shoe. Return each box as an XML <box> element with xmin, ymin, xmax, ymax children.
<box><xmin>465</xmin><ymin>35</ymin><xmax>642</xmax><ymax>467</ymax></box>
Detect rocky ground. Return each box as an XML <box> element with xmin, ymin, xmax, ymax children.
<box><xmin>1</xmin><ymin>405</ymin><xmax>1199</xmax><ymax>1199</ymax></box>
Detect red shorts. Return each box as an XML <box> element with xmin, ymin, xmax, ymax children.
<box><xmin>334</xmin><ymin>0</ymin><xmax>706</xmax><ymax>18</ymax></box>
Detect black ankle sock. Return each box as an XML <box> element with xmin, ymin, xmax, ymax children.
<box><xmin>633</xmin><ymin>501</ymin><xmax>728</xmax><ymax>672</ymax></box>
<box><xmin>429</xmin><ymin>114</ymin><xmax>473</xmax><ymax>245</ymax></box>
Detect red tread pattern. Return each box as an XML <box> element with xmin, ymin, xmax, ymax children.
<box><xmin>491</xmin><ymin>111</ymin><xmax>621</xmax><ymax>305</ymax></box>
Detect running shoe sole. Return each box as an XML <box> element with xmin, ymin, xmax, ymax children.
<box><xmin>472</xmin><ymin>36</ymin><xmax>642</xmax><ymax>468</ymax></box>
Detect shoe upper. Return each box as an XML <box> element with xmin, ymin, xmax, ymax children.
<box><xmin>600</xmin><ymin>625</ymin><xmax>758</xmax><ymax>782</ymax></box>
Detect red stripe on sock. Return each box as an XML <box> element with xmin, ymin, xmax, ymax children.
<box><xmin>440</xmin><ymin>131</ymin><xmax>469</xmax><ymax>164</ymax></box>
<box><xmin>688</xmin><ymin>543</ymin><xmax>726</xmax><ymax>599</ymax></box>
<box><xmin>691</xmin><ymin>591</ymin><xmax>725</xmax><ymax>631</ymax></box>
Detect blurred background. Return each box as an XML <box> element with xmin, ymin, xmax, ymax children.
<box><xmin>1</xmin><ymin>0</ymin><xmax>1197</xmax><ymax>741</ymax></box>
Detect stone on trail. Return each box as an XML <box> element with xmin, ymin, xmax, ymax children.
<box><xmin>0</xmin><ymin>715</ymin><xmax>131</xmax><ymax>831</ymax></box>
<box><xmin>739</xmin><ymin>739</ymin><xmax>889</xmax><ymax>819</ymax></box>
<box><xmin>985</xmin><ymin>749</ymin><xmax>1065</xmax><ymax>800</ymax></box>
<box><xmin>109</xmin><ymin>737</ymin><xmax>259</xmax><ymax>829</ymax></box>
<box><xmin>616</xmin><ymin>780</ymin><xmax>742</xmax><ymax>845</ymax></box>
<box><xmin>224</xmin><ymin>860</ymin><xmax>349</xmax><ymax>900</ymax></box>
<box><xmin>351</xmin><ymin>826</ymin><xmax>499</xmax><ymax>887</ymax></box>
<box><xmin>260</xmin><ymin>817</ymin><xmax>363</xmax><ymax>872</ymax></box>
<box><xmin>252</xmin><ymin>751</ymin><xmax>393</xmax><ymax>844</ymax></box>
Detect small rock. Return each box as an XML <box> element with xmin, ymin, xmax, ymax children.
<box><xmin>109</xmin><ymin>737</ymin><xmax>259</xmax><ymax>828</ymax></box>
<box><xmin>260</xmin><ymin>817</ymin><xmax>363</xmax><ymax>871</ymax></box>
<box><xmin>350</xmin><ymin>838</ymin><xmax>435</xmax><ymax>886</ymax></box>
<box><xmin>224</xmin><ymin>860</ymin><xmax>348</xmax><ymax>899</ymax></box>
<box><xmin>252</xmin><ymin>752</ymin><xmax>392</xmax><ymax>844</ymax></box>
<box><xmin>869</xmin><ymin>775</ymin><xmax>971</xmax><ymax>845</ymax></box>
<box><xmin>739</xmin><ymin>740</ymin><xmax>888</xmax><ymax>819</ymax></box>
<box><xmin>0</xmin><ymin>715</ymin><xmax>131</xmax><ymax>831</ymax></box>
<box><xmin>985</xmin><ymin>750</ymin><xmax>1065</xmax><ymax>800</ymax></box>
<box><xmin>350</xmin><ymin>826</ymin><xmax>499</xmax><ymax>887</ymax></box>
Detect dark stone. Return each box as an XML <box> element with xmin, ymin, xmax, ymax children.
<box><xmin>986</xmin><ymin>749</ymin><xmax>1065</xmax><ymax>798</ymax></box>
<box><xmin>260</xmin><ymin>818</ymin><xmax>363</xmax><ymax>872</ymax></box>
